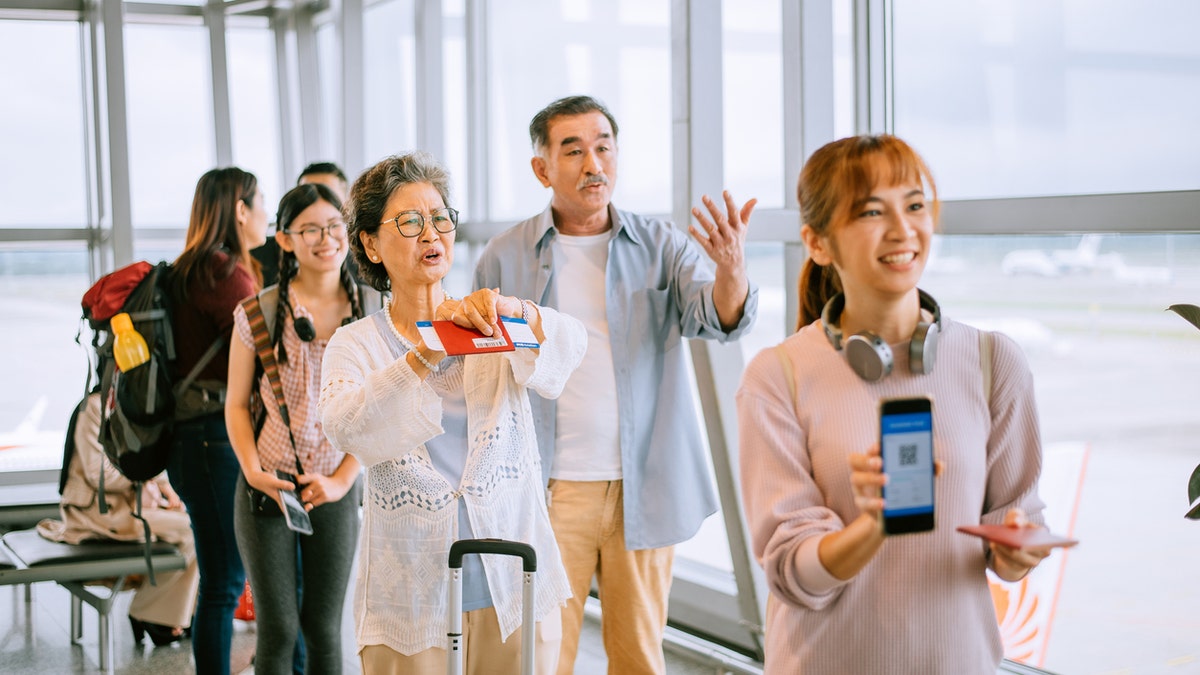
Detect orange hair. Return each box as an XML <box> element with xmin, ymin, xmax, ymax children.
<box><xmin>795</xmin><ymin>134</ymin><xmax>939</xmax><ymax>330</ymax></box>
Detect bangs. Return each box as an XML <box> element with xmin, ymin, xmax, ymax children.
<box><xmin>842</xmin><ymin>135</ymin><xmax>937</xmax><ymax>216</ymax></box>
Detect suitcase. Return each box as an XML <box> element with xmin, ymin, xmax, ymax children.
<box><xmin>447</xmin><ymin>538</ymin><xmax>538</xmax><ymax>675</ymax></box>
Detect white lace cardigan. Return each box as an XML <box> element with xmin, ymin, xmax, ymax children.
<box><xmin>318</xmin><ymin>306</ymin><xmax>586</xmax><ymax>655</ymax></box>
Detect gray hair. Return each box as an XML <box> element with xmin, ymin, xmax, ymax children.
<box><xmin>529</xmin><ymin>95</ymin><xmax>620</xmax><ymax>155</ymax></box>
<box><xmin>345</xmin><ymin>151</ymin><xmax>452</xmax><ymax>292</ymax></box>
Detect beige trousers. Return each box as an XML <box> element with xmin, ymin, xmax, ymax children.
<box><xmin>359</xmin><ymin>604</ymin><xmax>561</xmax><ymax>675</ymax></box>
<box><xmin>548</xmin><ymin>479</ymin><xmax>674</xmax><ymax>675</ymax></box>
<box><xmin>128</xmin><ymin>507</ymin><xmax>199</xmax><ymax>628</ymax></box>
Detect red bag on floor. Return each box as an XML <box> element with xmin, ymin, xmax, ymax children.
<box><xmin>234</xmin><ymin>580</ymin><xmax>255</xmax><ymax>621</ymax></box>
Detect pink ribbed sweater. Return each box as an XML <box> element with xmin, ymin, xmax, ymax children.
<box><xmin>737</xmin><ymin>318</ymin><xmax>1045</xmax><ymax>675</ymax></box>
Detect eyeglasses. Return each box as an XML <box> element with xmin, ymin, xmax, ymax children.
<box><xmin>383</xmin><ymin>207</ymin><xmax>459</xmax><ymax>238</ymax></box>
<box><xmin>285</xmin><ymin>221</ymin><xmax>347</xmax><ymax>246</ymax></box>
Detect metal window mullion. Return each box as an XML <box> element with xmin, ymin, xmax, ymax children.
<box><xmin>853</xmin><ymin>0</ymin><xmax>892</xmax><ymax>134</ymax></box>
<box><xmin>464</xmin><ymin>0</ymin><xmax>489</xmax><ymax>223</ymax></box>
<box><xmin>272</xmin><ymin>7</ymin><xmax>296</xmax><ymax>185</ymax></box>
<box><xmin>339</xmin><ymin>0</ymin><xmax>365</xmax><ymax>176</ymax></box>
<box><xmin>205</xmin><ymin>0</ymin><xmax>233</xmax><ymax>166</ymax></box>
<box><xmin>295</xmin><ymin>6</ymin><xmax>322</xmax><ymax>165</ymax></box>
<box><xmin>98</xmin><ymin>0</ymin><xmax>133</xmax><ymax>268</ymax></box>
<box><xmin>80</xmin><ymin>9</ymin><xmax>106</xmax><ymax>278</ymax></box>
<box><xmin>672</xmin><ymin>0</ymin><xmax>766</xmax><ymax>660</ymax></box>
<box><xmin>415</xmin><ymin>0</ymin><xmax>444</xmax><ymax>161</ymax></box>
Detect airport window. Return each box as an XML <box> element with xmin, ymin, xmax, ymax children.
<box><xmin>485</xmin><ymin>0</ymin><xmax>671</xmax><ymax>221</ymax></box>
<box><xmin>228</xmin><ymin>24</ymin><xmax>284</xmax><ymax>206</ymax></box>
<box><xmin>0</xmin><ymin>20</ymin><xmax>87</xmax><ymax>229</ymax></box>
<box><xmin>125</xmin><ymin>22</ymin><xmax>215</xmax><ymax>230</ymax></box>
<box><xmin>364</xmin><ymin>0</ymin><xmax>418</xmax><ymax>164</ymax></box>
<box><xmin>722</xmin><ymin>0</ymin><xmax>785</xmax><ymax>209</ymax></box>
<box><xmin>894</xmin><ymin>0</ymin><xmax>1200</xmax><ymax>199</ymax></box>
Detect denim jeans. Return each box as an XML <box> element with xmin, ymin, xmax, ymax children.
<box><xmin>168</xmin><ymin>412</ymin><xmax>246</xmax><ymax>675</ymax></box>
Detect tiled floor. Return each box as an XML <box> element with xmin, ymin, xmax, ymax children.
<box><xmin>0</xmin><ymin>581</ymin><xmax>727</xmax><ymax>674</ymax></box>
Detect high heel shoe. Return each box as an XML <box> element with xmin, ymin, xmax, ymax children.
<box><xmin>129</xmin><ymin>616</ymin><xmax>186</xmax><ymax>646</ymax></box>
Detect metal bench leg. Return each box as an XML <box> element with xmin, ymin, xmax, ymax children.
<box><xmin>71</xmin><ymin>593</ymin><xmax>83</xmax><ymax>642</ymax></box>
<box><xmin>99</xmin><ymin>611</ymin><xmax>113</xmax><ymax>674</ymax></box>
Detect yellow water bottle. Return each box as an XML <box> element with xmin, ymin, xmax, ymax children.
<box><xmin>111</xmin><ymin>312</ymin><xmax>150</xmax><ymax>371</ymax></box>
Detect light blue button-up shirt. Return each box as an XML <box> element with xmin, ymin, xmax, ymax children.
<box><xmin>474</xmin><ymin>204</ymin><xmax>758</xmax><ymax>549</ymax></box>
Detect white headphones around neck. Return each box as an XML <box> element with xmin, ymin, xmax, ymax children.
<box><xmin>821</xmin><ymin>289</ymin><xmax>942</xmax><ymax>382</ymax></box>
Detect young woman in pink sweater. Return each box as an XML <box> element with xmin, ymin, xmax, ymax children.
<box><xmin>737</xmin><ymin>135</ymin><xmax>1054</xmax><ymax>674</ymax></box>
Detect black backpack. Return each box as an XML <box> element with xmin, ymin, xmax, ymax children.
<box><xmin>81</xmin><ymin>261</ymin><xmax>224</xmax><ymax>485</ymax></box>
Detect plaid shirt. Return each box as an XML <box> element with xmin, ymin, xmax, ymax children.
<box><xmin>233</xmin><ymin>302</ymin><xmax>344</xmax><ymax>476</ymax></box>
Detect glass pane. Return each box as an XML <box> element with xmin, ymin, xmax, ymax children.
<box><xmin>722</xmin><ymin>0</ymin><xmax>784</xmax><ymax>209</ymax></box>
<box><xmin>443</xmin><ymin>3</ymin><xmax>469</xmax><ymax>219</ymax></box>
<box><xmin>894</xmin><ymin>0</ymin><xmax>1200</xmax><ymax>199</ymax></box>
<box><xmin>228</xmin><ymin>25</ymin><xmax>283</xmax><ymax>209</ymax></box>
<box><xmin>0</xmin><ymin>246</ymin><xmax>92</xmax><ymax>474</ymax></box>
<box><xmin>486</xmin><ymin>0</ymin><xmax>671</xmax><ymax>220</ymax></box>
<box><xmin>922</xmin><ymin>232</ymin><xmax>1200</xmax><ymax>670</ymax></box>
<box><xmin>316</xmin><ymin>22</ymin><xmax>338</xmax><ymax>163</ymax></box>
<box><xmin>363</xmin><ymin>0</ymin><xmax>417</xmax><ymax>165</ymax></box>
<box><xmin>126</xmin><ymin>23</ymin><xmax>215</xmax><ymax>228</ymax></box>
<box><xmin>0</xmin><ymin>20</ymin><xmax>87</xmax><ymax>228</ymax></box>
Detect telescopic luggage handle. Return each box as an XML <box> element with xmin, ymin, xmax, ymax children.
<box><xmin>448</xmin><ymin>538</ymin><xmax>537</xmax><ymax>572</ymax></box>
<box><xmin>448</xmin><ymin>538</ymin><xmax>538</xmax><ymax>675</ymax></box>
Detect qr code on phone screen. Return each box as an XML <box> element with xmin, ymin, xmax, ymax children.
<box><xmin>899</xmin><ymin>444</ymin><xmax>918</xmax><ymax>466</ymax></box>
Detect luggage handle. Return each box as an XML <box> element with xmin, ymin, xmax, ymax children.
<box><xmin>448</xmin><ymin>538</ymin><xmax>537</xmax><ymax>572</ymax></box>
<box><xmin>447</xmin><ymin>538</ymin><xmax>537</xmax><ymax>675</ymax></box>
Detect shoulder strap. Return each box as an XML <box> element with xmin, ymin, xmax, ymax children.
<box><xmin>241</xmin><ymin>294</ymin><xmax>303</xmax><ymax>474</ymax></box>
<box><xmin>358</xmin><ymin>284</ymin><xmax>384</xmax><ymax>316</ymax></box>
<box><xmin>979</xmin><ymin>330</ymin><xmax>994</xmax><ymax>407</ymax></box>
<box><xmin>774</xmin><ymin>343</ymin><xmax>798</xmax><ymax>410</ymax></box>
<box><xmin>258</xmin><ymin>285</ymin><xmax>280</xmax><ymax>340</ymax></box>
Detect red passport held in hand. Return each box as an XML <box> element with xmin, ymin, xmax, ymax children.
<box><xmin>430</xmin><ymin>320</ymin><xmax>515</xmax><ymax>356</ymax></box>
<box><xmin>957</xmin><ymin>524</ymin><xmax>1078</xmax><ymax>549</ymax></box>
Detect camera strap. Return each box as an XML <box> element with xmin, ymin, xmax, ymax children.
<box><xmin>242</xmin><ymin>295</ymin><xmax>304</xmax><ymax>476</ymax></box>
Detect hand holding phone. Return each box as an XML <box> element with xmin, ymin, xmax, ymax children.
<box><xmin>879</xmin><ymin>397</ymin><xmax>936</xmax><ymax>535</ymax></box>
<box><xmin>275</xmin><ymin>470</ymin><xmax>314</xmax><ymax>535</ymax></box>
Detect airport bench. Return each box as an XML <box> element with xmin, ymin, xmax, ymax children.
<box><xmin>0</xmin><ymin>528</ymin><xmax>186</xmax><ymax>673</ymax></box>
<box><xmin>0</xmin><ymin>481</ymin><xmax>62</xmax><ymax>531</ymax></box>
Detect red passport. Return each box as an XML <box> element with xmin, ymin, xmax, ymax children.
<box><xmin>957</xmin><ymin>524</ymin><xmax>1078</xmax><ymax>550</ymax></box>
<box><xmin>428</xmin><ymin>320</ymin><xmax>515</xmax><ymax>356</ymax></box>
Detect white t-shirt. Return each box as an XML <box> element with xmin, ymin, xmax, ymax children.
<box><xmin>550</xmin><ymin>231</ymin><xmax>621</xmax><ymax>480</ymax></box>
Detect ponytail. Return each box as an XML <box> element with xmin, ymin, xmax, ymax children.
<box><xmin>797</xmin><ymin>258</ymin><xmax>841</xmax><ymax>332</ymax></box>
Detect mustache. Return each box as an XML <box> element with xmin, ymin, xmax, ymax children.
<box><xmin>577</xmin><ymin>174</ymin><xmax>609</xmax><ymax>190</ymax></box>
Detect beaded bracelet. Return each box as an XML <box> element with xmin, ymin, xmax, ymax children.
<box><xmin>520</xmin><ymin>299</ymin><xmax>532</xmax><ymax>323</ymax></box>
<box><xmin>409</xmin><ymin>346</ymin><xmax>437</xmax><ymax>372</ymax></box>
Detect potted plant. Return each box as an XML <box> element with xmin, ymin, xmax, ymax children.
<box><xmin>1169</xmin><ymin>303</ymin><xmax>1200</xmax><ymax>519</ymax></box>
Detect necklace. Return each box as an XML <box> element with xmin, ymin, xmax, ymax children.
<box><xmin>383</xmin><ymin>295</ymin><xmax>449</xmax><ymax>373</ymax></box>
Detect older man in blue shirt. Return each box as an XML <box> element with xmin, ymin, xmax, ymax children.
<box><xmin>474</xmin><ymin>95</ymin><xmax>757</xmax><ymax>675</ymax></box>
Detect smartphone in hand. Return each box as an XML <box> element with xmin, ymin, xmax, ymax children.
<box><xmin>880</xmin><ymin>397</ymin><xmax>935</xmax><ymax>535</ymax></box>
<box><xmin>275</xmin><ymin>470</ymin><xmax>314</xmax><ymax>536</ymax></box>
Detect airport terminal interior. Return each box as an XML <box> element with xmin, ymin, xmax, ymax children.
<box><xmin>1</xmin><ymin>0</ymin><xmax>1199</xmax><ymax>673</ymax></box>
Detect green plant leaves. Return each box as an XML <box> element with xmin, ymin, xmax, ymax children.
<box><xmin>1167</xmin><ymin>304</ymin><xmax>1200</xmax><ymax>332</ymax></box>
<box><xmin>1188</xmin><ymin>463</ymin><xmax>1200</xmax><ymax>520</ymax></box>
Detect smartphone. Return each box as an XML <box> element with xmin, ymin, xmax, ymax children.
<box><xmin>275</xmin><ymin>470</ymin><xmax>314</xmax><ymax>536</ymax></box>
<box><xmin>879</xmin><ymin>397</ymin><xmax>935</xmax><ymax>534</ymax></box>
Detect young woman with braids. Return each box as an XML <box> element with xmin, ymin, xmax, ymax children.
<box><xmin>225</xmin><ymin>183</ymin><xmax>364</xmax><ymax>675</ymax></box>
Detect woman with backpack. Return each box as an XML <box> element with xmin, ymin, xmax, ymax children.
<box><xmin>225</xmin><ymin>183</ymin><xmax>364</xmax><ymax>674</ymax></box>
<box><xmin>169</xmin><ymin>167</ymin><xmax>269</xmax><ymax>675</ymax></box>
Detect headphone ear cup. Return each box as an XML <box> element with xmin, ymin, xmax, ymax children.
<box><xmin>909</xmin><ymin>321</ymin><xmax>939</xmax><ymax>375</ymax></box>
<box><xmin>294</xmin><ymin>316</ymin><xmax>316</xmax><ymax>342</ymax></box>
<box><xmin>845</xmin><ymin>333</ymin><xmax>893</xmax><ymax>382</ymax></box>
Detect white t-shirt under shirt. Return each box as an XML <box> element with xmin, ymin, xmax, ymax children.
<box><xmin>550</xmin><ymin>230</ymin><xmax>622</xmax><ymax>481</ymax></box>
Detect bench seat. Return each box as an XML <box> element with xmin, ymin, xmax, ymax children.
<box><xmin>0</xmin><ymin>528</ymin><xmax>187</xmax><ymax>673</ymax></box>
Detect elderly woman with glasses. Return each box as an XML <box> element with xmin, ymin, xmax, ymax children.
<box><xmin>319</xmin><ymin>151</ymin><xmax>586</xmax><ymax>675</ymax></box>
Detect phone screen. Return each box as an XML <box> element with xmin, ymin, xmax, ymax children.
<box><xmin>880</xmin><ymin>397</ymin><xmax>935</xmax><ymax>534</ymax></box>
<box><xmin>276</xmin><ymin>470</ymin><xmax>314</xmax><ymax>536</ymax></box>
